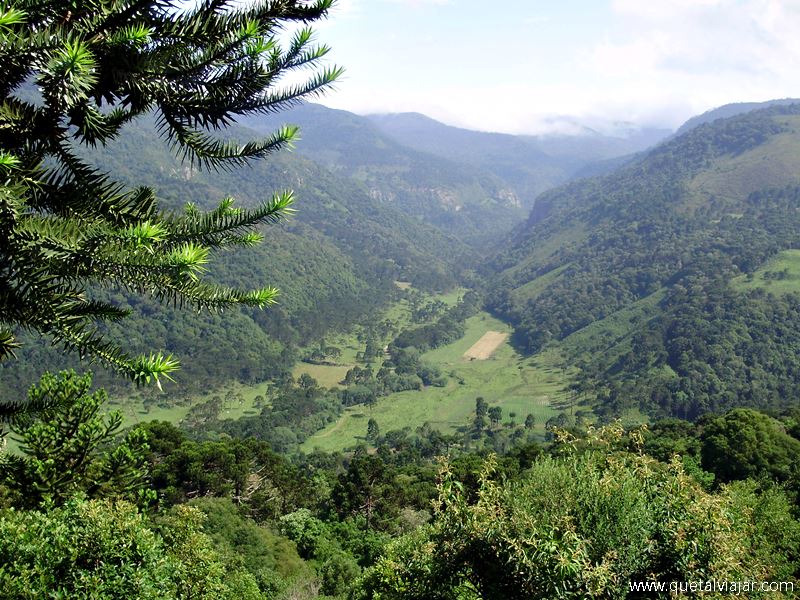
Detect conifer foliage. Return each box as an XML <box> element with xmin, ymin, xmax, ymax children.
<box><xmin>0</xmin><ymin>0</ymin><xmax>342</xmax><ymax>397</ymax></box>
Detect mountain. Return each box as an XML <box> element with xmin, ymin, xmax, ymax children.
<box><xmin>674</xmin><ymin>98</ymin><xmax>800</xmax><ymax>136</ymax></box>
<box><xmin>524</xmin><ymin>126</ymin><xmax>671</xmax><ymax>169</ymax></box>
<box><xmin>367</xmin><ymin>111</ymin><xmax>671</xmax><ymax>199</ymax></box>
<box><xmin>487</xmin><ymin>102</ymin><xmax>800</xmax><ymax>420</ymax></box>
<box><xmin>0</xmin><ymin>116</ymin><xmax>472</xmax><ymax>399</ymax></box>
<box><xmin>239</xmin><ymin>104</ymin><xmax>527</xmax><ymax>247</ymax></box>
<box><xmin>365</xmin><ymin>112</ymin><xmax>566</xmax><ymax>205</ymax></box>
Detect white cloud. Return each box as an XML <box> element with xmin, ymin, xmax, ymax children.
<box><xmin>319</xmin><ymin>0</ymin><xmax>800</xmax><ymax>134</ymax></box>
<box><xmin>582</xmin><ymin>0</ymin><xmax>800</xmax><ymax>124</ymax></box>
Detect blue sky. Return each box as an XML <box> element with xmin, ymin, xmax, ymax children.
<box><xmin>310</xmin><ymin>0</ymin><xmax>800</xmax><ymax>134</ymax></box>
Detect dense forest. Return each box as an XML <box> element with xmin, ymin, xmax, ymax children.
<box><xmin>489</xmin><ymin>104</ymin><xmax>800</xmax><ymax>420</ymax></box>
<box><xmin>3</xmin><ymin>372</ymin><xmax>800</xmax><ymax>597</ymax></box>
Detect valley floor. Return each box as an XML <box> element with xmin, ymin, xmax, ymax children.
<box><xmin>302</xmin><ymin>312</ymin><xmax>575</xmax><ymax>453</ymax></box>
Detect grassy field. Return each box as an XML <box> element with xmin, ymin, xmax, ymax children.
<box><xmin>561</xmin><ymin>288</ymin><xmax>666</xmax><ymax>364</ymax></box>
<box><xmin>511</xmin><ymin>264</ymin><xmax>570</xmax><ymax>304</ymax></box>
<box><xmin>292</xmin><ymin>363</ymin><xmax>352</xmax><ymax>388</ymax></box>
<box><xmin>109</xmin><ymin>380</ymin><xmax>270</xmax><ymax>429</ymax></box>
<box><xmin>292</xmin><ymin>287</ymin><xmax>467</xmax><ymax>389</ymax></box>
<box><xmin>687</xmin><ymin>115</ymin><xmax>800</xmax><ymax>211</ymax></box>
<box><xmin>730</xmin><ymin>249</ymin><xmax>800</xmax><ymax>295</ymax></box>
<box><xmin>108</xmin><ymin>286</ymin><xmax>469</xmax><ymax>431</ymax></box>
<box><xmin>302</xmin><ymin>312</ymin><xmax>576</xmax><ymax>453</ymax></box>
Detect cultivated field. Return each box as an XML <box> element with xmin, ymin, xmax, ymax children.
<box><xmin>463</xmin><ymin>331</ymin><xmax>508</xmax><ymax>360</ymax></box>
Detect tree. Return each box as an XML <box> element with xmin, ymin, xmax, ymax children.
<box><xmin>700</xmin><ymin>408</ymin><xmax>800</xmax><ymax>484</ymax></box>
<box><xmin>524</xmin><ymin>413</ymin><xmax>536</xmax><ymax>430</ymax></box>
<box><xmin>297</xmin><ymin>373</ymin><xmax>318</xmax><ymax>390</ymax></box>
<box><xmin>0</xmin><ymin>0</ymin><xmax>342</xmax><ymax>399</ymax></box>
<box><xmin>355</xmin><ymin>428</ymin><xmax>800</xmax><ymax>599</ymax></box>
<box><xmin>1</xmin><ymin>370</ymin><xmax>151</xmax><ymax>508</ymax></box>
<box><xmin>475</xmin><ymin>397</ymin><xmax>488</xmax><ymax>418</ymax></box>
<box><xmin>488</xmin><ymin>406</ymin><xmax>502</xmax><ymax>427</ymax></box>
<box><xmin>472</xmin><ymin>414</ymin><xmax>486</xmax><ymax>434</ymax></box>
<box><xmin>0</xmin><ymin>498</ymin><xmax>263</xmax><ymax>599</ymax></box>
<box><xmin>367</xmin><ymin>417</ymin><xmax>380</xmax><ymax>442</ymax></box>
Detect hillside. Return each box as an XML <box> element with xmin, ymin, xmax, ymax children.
<box><xmin>240</xmin><ymin>104</ymin><xmax>527</xmax><ymax>246</ymax></box>
<box><xmin>674</xmin><ymin>98</ymin><xmax>800</xmax><ymax>136</ymax></box>
<box><xmin>366</xmin><ymin>112</ymin><xmax>566</xmax><ymax>205</ymax></box>
<box><xmin>0</xmin><ymin>117</ymin><xmax>472</xmax><ymax>399</ymax></box>
<box><xmin>488</xmin><ymin>103</ymin><xmax>800</xmax><ymax>420</ymax></box>
<box><xmin>367</xmin><ymin>111</ymin><xmax>670</xmax><ymax>205</ymax></box>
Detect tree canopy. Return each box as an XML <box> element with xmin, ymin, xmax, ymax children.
<box><xmin>0</xmin><ymin>0</ymin><xmax>342</xmax><ymax>402</ymax></box>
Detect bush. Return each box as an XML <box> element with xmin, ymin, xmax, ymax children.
<box><xmin>355</xmin><ymin>425</ymin><xmax>800</xmax><ymax>599</ymax></box>
<box><xmin>0</xmin><ymin>498</ymin><xmax>263</xmax><ymax>599</ymax></box>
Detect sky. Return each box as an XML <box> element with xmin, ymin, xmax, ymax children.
<box><xmin>308</xmin><ymin>0</ymin><xmax>800</xmax><ymax>135</ymax></box>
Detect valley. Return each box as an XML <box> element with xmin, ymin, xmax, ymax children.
<box><xmin>303</xmin><ymin>311</ymin><xmax>573</xmax><ymax>453</ymax></box>
<box><xmin>8</xmin><ymin>99</ymin><xmax>800</xmax><ymax>445</ymax></box>
<box><xmin>6</xmin><ymin>5</ymin><xmax>800</xmax><ymax>598</ymax></box>
<box><xmin>100</xmin><ymin>284</ymin><xmax>579</xmax><ymax>456</ymax></box>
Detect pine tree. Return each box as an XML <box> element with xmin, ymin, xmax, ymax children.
<box><xmin>366</xmin><ymin>417</ymin><xmax>379</xmax><ymax>442</ymax></box>
<box><xmin>1</xmin><ymin>370</ymin><xmax>152</xmax><ymax>508</ymax></box>
<box><xmin>0</xmin><ymin>0</ymin><xmax>343</xmax><ymax>404</ymax></box>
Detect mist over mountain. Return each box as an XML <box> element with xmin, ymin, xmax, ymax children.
<box><xmin>366</xmin><ymin>111</ymin><xmax>672</xmax><ymax>203</ymax></box>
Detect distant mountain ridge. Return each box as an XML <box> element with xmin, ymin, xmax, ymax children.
<box><xmin>675</xmin><ymin>98</ymin><xmax>800</xmax><ymax>136</ymax></box>
<box><xmin>241</xmin><ymin>104</ymin><xmax>527</xmax><ymax>247</ymax></box>
<box><xmin>365</xmin><ymin>112</ymin><xmax>564</xmax><ymax>204</ymax></box>
<box><xmin>366</xmin><ymin>111</ymin><xmax>672</xmax><ymax>202</ymax></box>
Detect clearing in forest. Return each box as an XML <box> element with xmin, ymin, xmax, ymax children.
<box><xmin>463</xmin><ymin>331</ymin><xmax>508</xmax><ymax>360</ymax></box>
<box><xmin>303</xmin><ymin>312</ymin><xmax>575</xmax><ymax>454</ymax></box>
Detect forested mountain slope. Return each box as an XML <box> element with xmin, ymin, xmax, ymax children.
<box><xmin>241</xmin><ymin>104</ymin><xmax>527</xmax><ymax>246</ymax></box>
<box><xmin>366</xmin><ymin>112</ymin><xmax>566</xmax><ymax>205</ymax></box>
<box><xmin>367</xmin><ymin>111</ymin><xmax>670</xmax><ymax>202</ymax></box>
<box><xmin>675</xmin><ymin>98</ymin><xmax>800</xmax><ymax>136</ymax></box>
<box><xmin>488</xmin><ymin>103</ymin><xmax>800</xmax><ymax>420</ymax></box>
<box><xmin>0</xmin><ymin>117</ymin><xmax>471</xmax><ymax>398</ymax></box>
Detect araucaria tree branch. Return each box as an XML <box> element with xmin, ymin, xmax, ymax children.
<box><xmin>0</xmin><ymin>0</ymin><xmax>342</xmax><ymax>390</ymax></box>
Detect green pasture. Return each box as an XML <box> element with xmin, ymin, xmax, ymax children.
<box><xmin>292</xmin><ymin>363</ymin><xmax>352</xmax><ymax>388</ymax></box>
<box><xmin>731</xmin><ymin>249</ymin><xmax>800</xmax><ymax>295</ymax></box>
<box><xmin>302</xmin><ymin>312</ymin><xmax>577</xmax><ymax>453</ymax></box>
<box><xmin>109</xmin><ymin>380</ymin><xmax>270</xmax><ymax>429</ymax></box>
<box><xmin>561</xmin><ymin>288</ymin><xmax>665</xmax><ymax>364</ymax></box>
<box><xmin>511</xmin><ymin>264</ymin><xmax>569</xmax><ymax>304</ymax></box>
<box><xmin>293</xmin><ymin>286</ymin><xmax>466</xmax><ymax>388</ymax></box>
<box><xmin>107</xmin><ymin>285</ymin><xmax>468</xmax><ymax>431</ymax></box>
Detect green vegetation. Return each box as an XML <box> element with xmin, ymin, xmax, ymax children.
<box><xmin>3</xmin><ymin>372</ymin><xmax>150</xmax><ymax>508</ymax></box>
<box><xmin>357</xmin><ymin>425</ymin><xmax>800</xmax><ymax>599</ymax></box>
<box><xmin>243</xmin><ymin>103</ymin><xmax>530</xmax><ymax>247</ymax></box>
<box><xmin>304</xmin><ymin>312</ymin><xmax>572</xmax><ymax>453</ymax></box>
<box><xmin>4</xmin><ymin>4</ymin><xmax>800</xmax><ymax>594</ymax></box>
<box><xmin>0</xmin><ymin>0</ymin><xmax>342</xmax><ymax>393</ymax></box>
<box><xmin>489</xmin><ymin>104</ymin><xmax>800</xmax><ymax>421</ymax></box>
<box><xmin>110</xmin><ymin>381</ymin><xmax>271</xmax><ymax>429</ymax></box>
<box><xmin>731</xmin><ymin>249</ymin><xmax>800</xmax><ymax>294</ymax></box>
<box><xmin>0</xmin><ymin>498</ymin><xmax>270</xmax><ymax>600</ymax></box>
<box><xmin>7</xmin><ymin>370</ymin><xmax>800</xmax><ymax>598</ymax></box>
<box><xmin>0</xmin><ymin>120</ymin><xmax>472</xmax><ymax>400</ymax></box>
